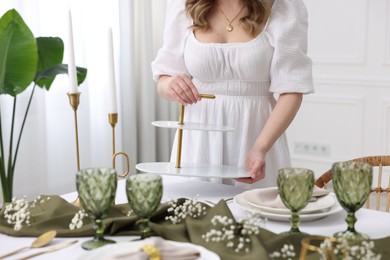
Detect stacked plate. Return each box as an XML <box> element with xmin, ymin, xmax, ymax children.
<box><xmin>234</xmin><ymin>187</ymin><xmax>343</xmax><ymax>222</ymax></box>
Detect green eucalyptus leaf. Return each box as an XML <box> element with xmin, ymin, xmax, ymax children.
<box><xmin>35</xmin><ymin>64</ymin><xmax>87</xmax><ymax>90</ymax></box>
<box><xmin>35</xmin><ymin>37</ymin><xmax>64</xmax><ymax>90</ymax></box>
<box><xmin>0</xmin><ymin>9</ymin><xmax>37</xmax><ymax>96</ymax></box>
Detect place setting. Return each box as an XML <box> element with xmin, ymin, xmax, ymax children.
<box><xmin>234</xmin><ymin>168</ymin><xmax>343</xmax><ymax>223</ymax></box>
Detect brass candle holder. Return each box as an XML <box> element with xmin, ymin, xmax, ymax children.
<box><xmin>67</xmin><ymin>92</ymin><xmax>81</xmax><ymax>207</ymax></box>
<box><xmin>175</xmin><ymin>94</ymin><xmax>215</xmax><ymax>168</ymax></box>
<box><xmin>109</xmin><ymin>113</ymin><xmax>130</xmax><ymax>179</ymax></box>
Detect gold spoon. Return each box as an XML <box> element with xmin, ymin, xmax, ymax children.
<box><xmin>0</xmin><ymin>230</ymin><xmax>57</xmax><ymax>259</ymax></box>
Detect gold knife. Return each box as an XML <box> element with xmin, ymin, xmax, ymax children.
<box><xmin>15</xmin><ymin>240</ymin><xmax>78</xmax><ymax>260</ymax></box>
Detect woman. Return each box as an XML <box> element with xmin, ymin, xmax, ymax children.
<box><xmin>151</xmin><ymin>0</ymin><xmax>314</xmax><ymax>188</ymax></box>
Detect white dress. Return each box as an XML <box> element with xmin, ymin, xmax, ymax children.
<box><xmin>151</xmin><ymin>0</ymin><xmax>314</xmax><ymax>189</ymax></box>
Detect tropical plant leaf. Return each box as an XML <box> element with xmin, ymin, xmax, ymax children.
<box><xmin>35</xmin><ymin>64</ymin><xmax>87</xmax><ymax>90</ymax></box>
<box><xmin>35</xmin><ymin>37</ymin><xmax>64</xmax><ymax>90</ymax></box>
<box><xmin>0</xmin><ymin>9</ymin><xmax>37</xmax><ymax>96</ymax></box>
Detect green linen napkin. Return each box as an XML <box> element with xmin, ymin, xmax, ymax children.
<box><xmin>0</xmin><ymin>195</ymin><xmax>174</xmax><ymax>237</ymax></box>
<box><xmin>1</xmin><ymin>195</ymin><xmax>389</xmax><ymax>260</ymax></box>
<box><xmin>151</xmin><ymin>199</ymin><xmax>272</xmax><ymax>259</ymax></box>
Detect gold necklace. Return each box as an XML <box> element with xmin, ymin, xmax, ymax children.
<box><xmin>218</xmin><ymin>4</ymin><xmax>245</xmax><ymax>32</ymax></box>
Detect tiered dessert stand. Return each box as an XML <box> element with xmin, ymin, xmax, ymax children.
<box><xmin>136</xmin><ymin>94</ymin><xmax>250</xmax><ymax>178</ymax></box>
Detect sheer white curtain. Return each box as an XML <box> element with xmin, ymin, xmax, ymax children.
<box><xmin>118</xmin><ymin>0</ymin><xmax>177</xmax><ymax>165</ymax></box>
<box><xmin>0</xmin><ymin>0</ymin><xmax>175</xmax><ymax>203</ymax></box>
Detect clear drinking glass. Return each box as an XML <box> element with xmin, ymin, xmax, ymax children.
<box><xmin>332</xmin><ymin>161</ymin><xmax>373</xmax><ymax>240</ymax></box>
<box><xmin>76</xmin><ymin>167</ymin><xmax>117</xmax><ymax>250</ymax></box>
<box><xmin>126</xmin><ymin>172</ymin><xmax>163</xmax><ymax>239</ymax></box>
<box><xmin>277</xmin><ymin>167</ymin><xmax>315</xmax><ymax>234</ymax></box>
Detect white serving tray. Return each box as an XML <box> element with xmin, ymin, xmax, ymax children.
<box><xmin>136</xmin><ymin>162</ymin><xmax>250</xmax><ymax>178</ymax></box>
<box><xmin>152</xmin><ymin>121</ymin><xmax>234</xmax><ymax>132</ymax></box>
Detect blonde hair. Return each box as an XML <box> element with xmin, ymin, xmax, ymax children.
<box><xmin>185</xmin><ymin>0</ymin><xmax>272</xmax><ymax>36</ymax></box>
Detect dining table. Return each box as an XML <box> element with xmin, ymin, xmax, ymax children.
<box><xmin>0</xmin><ymin>175</ymin><xmax>390</xmax><ymax>259</ymax></box>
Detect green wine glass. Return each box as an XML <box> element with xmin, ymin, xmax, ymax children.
<box><xmin>76</xmin><ymin>167</ymin><xmax>117</xmax><ymax>250</ymax></box>
<box><xmin>332</xmin><ymin>161</ymin><xmax>373</xmax><ymax>240</ymax></box>
<box><xmin>126</xmin><ymin>173</ymin><xmax>163</xmax><ymax>239</ymax></box>
<box><xmin>277</xmin><ymin>167</ymin><xmax>314</xmax><ymax>234</ymax></box>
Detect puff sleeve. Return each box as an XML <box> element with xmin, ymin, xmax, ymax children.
<box><xmin>151</xmin><ymin>0</ymin><xmax>192</xmax><ymax>82</ymax></box>
<box><xmin>267</xmin><ymin>0</ymin><xmax>314</xmax><ymax>94</ymax></box>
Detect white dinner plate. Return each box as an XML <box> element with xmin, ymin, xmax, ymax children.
<box><xmin>136</xmin><ymin>162</ymin><xmax>250</xmax><ymax>178</ymax></box>
<box><xmin>78</xmin><ymin>240</ymin><xmax>220</xmax><ymax>260</ymax></box>
<box><xmin>234</xmin><ymin>192</ymin><xmax>343</xmax><ymax>222</ymax></box>
<box><xmin>152</xmin><ymin>121</ymin><xmax>234</xmax><ymax>132</ymax></box>
<box><xmin>243</xmin><ymin>187</ymin><xmax>335</xmax><ymax>215</ymax></box>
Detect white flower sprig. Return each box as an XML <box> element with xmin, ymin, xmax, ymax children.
<box><xmin>269</xmin><ymin>243</ymin><xmax>296</xmax><ymax>259</ymax></box>
<box><xmin>3</xmin><ymin>196</ymin><xmax>50</xmax><ymax>231</ymax></box>
<box><xmin>202</xmin><ymin>213</ymin><xmax>264</xmax><ymax>253</ymax></box>
<box><xmin>269</xmin><ymin>232</ymin><xmax>381</xmax><ymax>260</ymax></box>
<box><xmin>318</xmin><ymin>232</ymin><xmax>381</xmax><ymax>260</ymax></box>
<box><xmin>126</xmin><ymin>209</ymin><xmax>133</xmax><ymax>217</ymax></box>
<box><xmin>165</xmin><ymin>195</ymin><xmax>207</xmax><ymax>224</ymax></box>
<box><xmin>69</xmin><ymin>209</ymin><xmax>89</xmax><ymax>230</ymax></box>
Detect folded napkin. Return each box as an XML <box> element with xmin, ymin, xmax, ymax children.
<box><xmin>259</xmin><ymin>187</ymin><xmax>330</xmax><ymax>209</ymax></box>
<box><xmin>105</xmin><ymin>237</ymin><xmax>200</xmax><ymax>260</ymax></box>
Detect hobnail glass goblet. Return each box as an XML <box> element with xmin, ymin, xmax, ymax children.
<box><xmin>332</xmin><ymin>161</ymin><xmax>373</xmax><ymax>240</ymax></box>
<box><xmin>126</xmin><ymin>172</ymin><xmax>163</xmax><ymax>239</ymax></box>
<box><xmin>76</xmin><ymin>167</ymin><xmax>117</xmax><ymax>250</ymax></box>
<box><xmin>277</xmin><ymin>167</ymin><xmax>314</xmax><ymax>234</ymax></box>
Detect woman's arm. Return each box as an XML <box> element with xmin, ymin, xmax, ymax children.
<box><xmin>236</xmin><ymin>92</ymin><xmax>303</xmax><ymax>184</ymax></box>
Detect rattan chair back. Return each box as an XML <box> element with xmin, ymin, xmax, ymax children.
<box><xmin>315</xmin><ymin>156</ymin><xmax>390</xmax><ymax>212</ymax></box>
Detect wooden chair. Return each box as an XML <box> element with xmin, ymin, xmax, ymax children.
<box><xmin>315</xmin><ymin>155</ymin><xmax>390</xmax><ymax>212</ymax></box>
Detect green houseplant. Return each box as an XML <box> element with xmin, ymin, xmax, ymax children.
<box><xmin>0</xmin><ymin>9</ymin><xmax>87</xmax><ymax>203</ymax></box>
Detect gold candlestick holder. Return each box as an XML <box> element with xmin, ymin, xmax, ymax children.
<box><xmin>175</xmin><ymin>94</ymin><xmax>216</xmax><ymax>168</ymax></box>
<box><xmin>67</xmin><ymin>92</ymin><xmax>81</xmax><ymax>207</ymax></box>
<box><xmin>109</xmin><ymin>113</ymin><xmax>130</xmax><ymax>179</ymax></box>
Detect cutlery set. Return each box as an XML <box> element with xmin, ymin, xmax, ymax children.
<box><xmin>0</xmin><ymin>230</ymin><xmax>77</xmax><ymax>260</ymax></box>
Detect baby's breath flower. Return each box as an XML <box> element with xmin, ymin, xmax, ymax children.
<box><xmin>202</xmin><ymin>213</ymin><xmax>265</xmax><ymax>253</ymax></box>
<box><xmin>317</xmin><ymin>232</ymin><xmax>381</xmax><ymax>260</ymax></box>
<box><xmin>3</xmin><ymin>196</ymin><xmax>50</xmax><ymax>231</ymax></box>
<box><xmin>69</xmin><ymin>209</ymin><xmax>89</xmax><ymax>230</ymax></box>
<box><xmin>269</xmin><ymin>243</ymin><xmax>296</xmax><ymax>260</ymax></box>
<box><xmin>126</xmin><ymin>209</ymin><xmax>134</xmax><ymax>217</ymax></box>
<box><xmin>165</xmin><ymin>195</ymin><xmax>207</xmax><ymax>224</ymax></box>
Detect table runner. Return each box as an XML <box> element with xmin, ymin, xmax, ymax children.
<box><xmin>0</xmin><ymin>195</ymin><xmax>389</xmax><ymax>259</ymax></box>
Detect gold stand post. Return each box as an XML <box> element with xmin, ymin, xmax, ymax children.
<box><xmin>67</xmin><ymin>92</ymin><xmax>81</xmax><ymax>207</ymax></box>
<box><xmin>109</xmin><ymin>113</ymin><xmax>130</xmax><ymax>179</ymax></box>
<box><xmin>175</xmin><ymin>94</ymin><xmax>216</xmax><ymax>169</ymax></box>
<box><xmin>175</xmin><ymin>105</ymin><xmax>185</xmax><ymax>168</ymax></box>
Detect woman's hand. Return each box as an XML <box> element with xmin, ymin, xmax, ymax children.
<box><xmin>235</xmin><ymin>93</ymin><xmax>303</xmax><ymax>184</ymax></box>
<box><xmin>235</xmin><ymin>148</ymin><xmax>266</xmax><ymax>184</ymax></box>
<box><xmin>157</xmin><ymin>74</ymin><xmax>200</xmax><ymax>105</ymax></box>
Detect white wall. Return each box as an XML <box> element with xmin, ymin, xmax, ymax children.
<box><xmin>288</xmin><ymin>0</ymin><xmax>390</xmax><ymax>178</ymax></box>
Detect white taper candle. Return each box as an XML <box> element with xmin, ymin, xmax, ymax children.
<box><xmin>108</xmin><ymin>28</ymin><xmax>118</xmax><ymax>113</ymax></box>
<box><xmin>68</xmin><ymin>10</ymin><xmax>78</xmax><ymax>93</ymax></box>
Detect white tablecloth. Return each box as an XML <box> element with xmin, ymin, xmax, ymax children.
<box><xmin>1</xmin><ymin>175</ymin><xmax>389</xmax><ymax>259</ymax></box>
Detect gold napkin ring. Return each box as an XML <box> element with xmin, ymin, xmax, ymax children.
<box><xmin>140</xmin><ymin>244</ymin><xmax>161</xmax><ymax>260</ymax></box>
<box><xmin>300</xmin><ymin>236</ymin><xmax>338</xmax><ymax>260</ymax></box>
